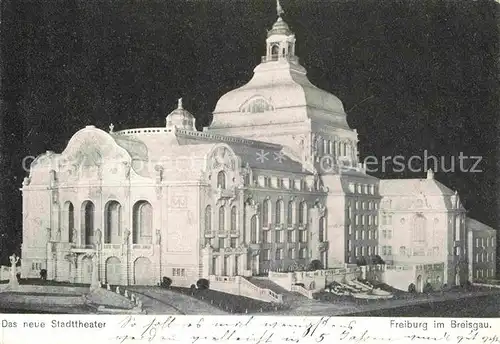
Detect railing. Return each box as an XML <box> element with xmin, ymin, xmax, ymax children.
<box><xmin>132</xmin><ymin>244</ymin><xmax>152</xmax><ymax>250</ymax></box>
<box><xmin>291</xmin><ymin>285</ymin><xmax>314</xmax><ymax>299</ymax></box>
<box><xmin>261</xmin><ymin>54</ymin><xmax>300</xmax><ymax>64</ymax></box>
<box><xmin>213</xmin><ymin>276</ymin><xmax>237</xmax><ymax>283</ymax></box>
<box><xmin>103</xmin><ymin>244</ymin><xmax>121</xmax><ymax>250</ymax></box>
<box><xmin>239</xmin><ymin>278</ymin><xmax>283</xmax><ymax>303</ymax></box>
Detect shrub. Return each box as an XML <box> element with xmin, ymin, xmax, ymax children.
<box><xmin>356</xmin><ymin>257</ymin><xmax>367</xmax><ymax>266</ymax></box>
<box><xmin>408</xmin><ymin>283</ymin><xmax>416</xmax><ymax>293</ymax></box>
<box><xmin>160</xmin><ymin>277</ymin><xmax>172</xmax><ymax>288</ymax></box>
<box><xmin>196</xmin><ymin>278</ymin><xmax>210</xmax><ymax>290</ymax></box>
<box><xmin>372</xmin><ymin>255</ymin><xmax>385</xmax><ymax>265</ymax></box>
<box><xmin>307</xmin><ymin>260</ymin><xmax>323</xmax><ymax>271</ymax></box>
<box><xmin>40</xmin><ymin>269</ymin><xmax>47</xmax><ymax>281</ymax></box>
<box><xmin>423</xmin><ymin>283</ymin><xmax>433</xmax><ymax>293</ymax></box>
<box><xmin>190</xmin><ymin>284</ymin><xmax>196</xmax><ymax>290</ymax></box>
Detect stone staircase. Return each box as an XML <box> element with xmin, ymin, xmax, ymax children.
<box><xmin>244</xmin><ymin>277</ymin><xmax>309</xmax><ymax>306</ymax></box>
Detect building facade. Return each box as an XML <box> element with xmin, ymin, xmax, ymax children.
<box><xmin>21</xmin><ymin>8</ymin><xmax>496</xmax><ymax>290</ymax></box>
<box><xmin>467</xmin><ymin>218</ymin><xmax>497</xmax><ymax>282</ymax></box>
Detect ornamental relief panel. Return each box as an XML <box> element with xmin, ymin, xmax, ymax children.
<box><xmin>392</xmin><ymin>197</ymin><xmax>430</xmax><ymax>210</ymax></box>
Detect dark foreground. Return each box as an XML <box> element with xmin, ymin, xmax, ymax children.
<box><xmin>350</xmin><ymin>294</ymin><xmax>500</xmax><ymax>317</ymax></box>
<box><xmin>0</xmin><ymin>294</ymin><xmax>499</xmax><ymax>316</ymax></box>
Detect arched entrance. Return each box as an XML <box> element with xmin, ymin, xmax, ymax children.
<box><xmin>105</xmin><ymin>257</ymin><xmax>122</xmax><ymax>285</ymax></box>
<box><xmin>81</xmin><ymin>257</ymin><xmax>93</xmax><ymax>284</ymax></box>
<box><xmin>416</xmin><ymin>275</ymin><xmax>423</xmax><ymax>293</ymax></box>
<box><xmin>134</xmin><ymin>257</ymin><xmax>154</xmax><ymax>285</ymax></box>
<box><xmin>455</xmin><ymin>267</ymin><xmax>461</xmax><ymax>286</ymax></box>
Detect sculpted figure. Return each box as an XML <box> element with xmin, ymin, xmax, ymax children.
<box><xmin>94</xmin><ymin>228</ymin><xmax>102</xmax><ymax>245</ymax></box>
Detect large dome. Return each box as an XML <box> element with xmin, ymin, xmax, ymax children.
<box><xmin>212</xmin><ymin>61</ymin><xmax>346</xmax><ymax>116</ymax></box>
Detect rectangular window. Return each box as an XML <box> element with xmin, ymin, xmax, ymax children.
<box><xmin>382</xmin><ymin>215</ymin><xmax>386</xmax><ymax>225</ymax></box>
<box><xmin>382</xmin><ymin>230</ymin><xmax>387</xmax><ymax>239</ymax></box>
<box><xmin>230</xmin><ymin>238</ymin><xmax>237</xmax><ymax>248</ymax></box>
<box><xmin>388</xmin><ymin>230</ymin><xmax>392</xmax><ymax>239</ymax></box>
<box><xmin>368</xmin><ymin>231</ymin><xmax>372</xmax><ymax>240</ymax></box>
<box><xmin>361</xmin><ymin>246</ymin><xmax>365</xmax><ymax>256</ymax></box>
<box><xmin>347</xmin><ymin>240</ymin><xmax>352</xmax><ymax>251</ymax></box>
<box><xmin>476</xmin><ymin>238</ymin><xmax>480</xmax><ymax>247</ymax></box>
<box><xmin>219</xmin><ymin>238</ymin><xmax>225</xmax><ymax>248</ymax></box>
<box><xmin>355</xmin><ymin>230</ymin><xmax>359</xmax><ymax>240</ymax></box>
<box><xmin>299</xmin><ymin>230</ymin><xmax>307</xmax><ymax>243</ymax></box>
<box><xmin>263</xmin><ymin>249</ymin><xmax>270</xmax><ymax>260</ymax></box>
<box><xmin>355</xmin><ymin>246</ymin><xmax>360</xmax><ymax>256</ymax></box>
<box><xmin>361</xmin><ymin>230</ymin><xmax>365</xmax><ymax>240</ymax></box>
<box><xmin>299</xmin><ymin>248</ymin><xmax>307</xmax><ymax>259</ymax></box>
<box><xmin>288</xmin><ymin>248</ymin><xmax>295</xmax><ymax>259</ymax></box>
<box><xmin>287</xmin><ymin>230</ymin><xmax>294</xmax><ymax>243</ymax></box>
<box><xmin>368</xmin><ymin>246</ymin><xmax>372</xmax><ymax>256</ymax></box>
<box><xmin>263</xmin><ymin>230</ymin><xmax>270</xmax><ymax>243</ymax></box>
<box><xmin>276</xmin><ymin>230</ymin><xmax>283</xmax><ymax>243</ymax></box>
<box><xmin>348</xmin><ymin>225</ymin><xmax>352</xmax><ymax>235</ymax></box>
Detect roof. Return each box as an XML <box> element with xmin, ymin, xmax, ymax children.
<box><xmin>466</xmin><ymin>217</ymin><xmax>496</xmax><ymax>233</ymax></box>
<box><xmin>379</xmin><ymin>178</ymin><xmax>455</xmax><ymax>196</ymax></box>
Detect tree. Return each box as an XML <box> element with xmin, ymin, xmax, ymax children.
<box><xmin>308</xmin><ymin>259</ymin><xmax>323</xmax><ymax>271</ymax></box>
<box><xmin>196</xmin><ymin>278</ymin><xmax>209</xmax><ymax>290</ymax></box>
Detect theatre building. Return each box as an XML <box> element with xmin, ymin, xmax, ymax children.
<box><xmin>21</xmin><ymin>6</ymin><xmax>495</xmax><ymax>291</ymax></box>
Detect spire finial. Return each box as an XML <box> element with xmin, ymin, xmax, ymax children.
<box><xmin>109</xmin><ymin>123</ymin><xmax>114</xmax><ymax>133</ymax></box>
<box><xmin>178</xmin><ymin>98</ymin><xmax>183</xmax><ymax>109</ymax></box>
<box><xmin>276</xmin><ymin>0</ymin><xmax>284</xmax><ymax>17</ymax></box>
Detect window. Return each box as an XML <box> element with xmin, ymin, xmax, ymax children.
<box><xmin>287</xmin><ymin>230</ymin><xmax>294</xmax><ymax>243</ymax></box>
<box><xmin>299</xmin><ymin>248</ymin><xmax>307</xmax><ymax>259</ymax></box>
<box><xmin>262</xmin><ymin>230</ymin><xmax>270</xmax><ymax>243</ymax></box>
<box><xmin>299</xmin><ymin>230</ymin><xmax>307</xmax><ymax>243</ymax></box>
<box><xmin>219</xmin><ymin>206</ymin><xmax>225</xmax><ymax>230</ymax></box>
<box><xmin>275</xmin><ymin>200</ymin><xmax>284</xmax><ymax>224</ymax></box>
<box><xmin>361</xmin><ymin>246</ymin><xmax>365</xmax><ymax>256</ymax></box>
<box><xmin>205</xmin><ymin>206</ymin><xmax>212</xmax><ymax>232</ymax></box>
<box><xmin>347</xmin><ymin>206</ymin><xmax>351</xmax><ymax>219</ymax></box>
<box><xmin>263</xmin><ymin>249</ymin><xmax>271</xmax><ymax>261</ymax></box>
<box><xmin>355</xmin><ymin>246</ymin><xmax>360</xmax><ymax>256</ymax></box>
<box><xmin>374</xmin><ymin>216</ymin><xmax>378</xmax><ymax>226</ymax></box>
<box><xmin>230</xmin><ymin>206</ymin><xmax>237</xmax><ymax>231</ymax></box>
<box><xmin>218</xmin><ymin>237</ymin><xmax>225</xmax><ymax>248</ymax></box>
<box><xmin>230</xmin><ymin>238</ymin><xmax>237</xmax><ymax>248</ymax></box>
<box><xmin>476</xmin><ymin>238</ymin><xmax>480</xmax><ymax>247</ymax></box>
<box><xmin>355</xmin><ymin>215</ymin><xmax>359</xmax><ymax>226</ymax></box>
<box><xmin>348</xmin><ymin>225</ymin><xmax>352</xmax><ymax>235</ymax></box>
<box><xmin>276</xmin><ymin>230</ymin><xmax>283</xmax><ymax>243</ymax></box>
<box><xmin>250</xmin><ymin>215</ymin><xmax>258</xmax><ymax>243</ymax></box>
<box><xmin>382</xmin><ymin>230</ymin><xmax>387</xmax><ymax>239</ymax></box>
<box><xmin>132</xmin><ymin>201</ymin><xmax>152</xmax><ymax>244</ymax></box>
<box><xmin>400</xmin><ymin>246</ymin><xmax>406</xmax><ymax>256</ymax></box>
<box><xmin>454</xmin><ymin>215</ymin><xmax>461</xmax><ymax>241</ymax></box>
<box><xmin>217</xmin><ymin>171</ymin><xmax>226</xmax><ymax>189</ymax></box>
<box><xmin>454</xmin><ymin>246</ymin><xmax>461</xmax><ymax>256</ymax></box>
<box><xmin>211</xmin><ymin>257</ymin><xmax>217</xmax><ymax>275</ymax></box>
<box><xmin>347</xmin><ymin>240</ymin><xmax>352</xmax><ymax>251</ymax></box>
<box><xmin>368</xmin><ymin>231</ymin><xmax>372</xmax><ymax>240</ymax></box>
<box><xmin>288</xmin><ymin>248</ymin><xmax>295</xmax><ymax>259</ymax></box>
<box><xmin>287</xmin><ymin>200</ymin><xmax>294</xmax><ymax>225</ymax></box>
<box><xmin>172</xmin><ymin>268</ymin><xmax>186</xmax><ymax>277</ymax></box>
<box><xmin>382</xmin><ymin>215</ymin><xmax>387</xmax><ymax>225</ymax></box>
<box><xmin>263</xmin><ymin>200</ymin><xmax>270</xmax><ymax>226</ymax></box>
<box><xmin>275</xmin><ymin>249</ymin><xmax>283</xmax><ymax>260</ymax></box>
<box><xmin>319</xmin><ymin>217</ymin><xmax>325</xmax><ymax>242</ymax></box>
<box><xmin>298</xmin><ymin>202</ymin><xmax>307</xmax><ymax>225</ymax></box>
<box><xmin>412</xmin><ymin>215</ymin><xmax>426</xmax><ymax>243</ymax></box>
<box><xmin>66</xmin><ymin>202</ymin><xmax>75</xmax><ymax>242</ymax></box>
<box><xmin>355</xmin><ymin>230</ymin><xmax>360</xmax><ymax>240</ymax></box>
<box><xmin>387</xmin><ymin>230</ymin><xmax>392</xmax><ymax>239</ymax></box>
<box><xmin>361</xmin><ymin>230</ymin><xmax>365</xmax><ymax>240</ymax></box>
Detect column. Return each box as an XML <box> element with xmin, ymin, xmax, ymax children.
<box><xmin>46</xmin><ymin>242</ymin><xmax>54</xmax><ymax>280</ymax></box>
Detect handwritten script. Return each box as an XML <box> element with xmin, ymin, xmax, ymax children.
<box><xmin>113</xmin><ymin>316</ymin><xmax>499</xmax><ymax>344</ymax></box>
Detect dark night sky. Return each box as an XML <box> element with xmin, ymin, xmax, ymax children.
<box><xmin>0</xmin><ymin>0</ymin><xmax>499</xmax><ymax>263</ymax></box>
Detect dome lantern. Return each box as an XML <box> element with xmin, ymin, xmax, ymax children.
<box><xmin>166</xmin><ymin>98</ymin><xmax>196</xmax><ymax>131</ymax></box>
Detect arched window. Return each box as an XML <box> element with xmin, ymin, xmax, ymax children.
<box><xmin>298</xmin><ymin>202</ymin><xmax>307</xmax><ymax>225</ymax></box>
<box><xmin>412</xmin><ymin>215</ymin><xmax>426</xmax><ymax>243</ymax></box>
<box><xmin>319</xmin><ymin>217</ymin><xmax>325</xmax><ymax>242</ymax></box>
<box><xmin>104</xmin><ymin>201</ymin><xmax>122</xmax><ymax>244</ymax></box>
<box><xmin>82</xmin><ymin>201</ymin><xmax>95</xmax><ymax>246</ymax></box>
<box><xmin>275</xmin><ymin>200</ymin><xmax>284</xmax><ymax>224</ymax></box>
<box><xmin>230</xmin><ymin>206</ymin><xmax>237</xmax><ymax>231</ymax></box>
<box><xmin>219</xmin><ymin>206</ymin><xmax>225</xmax><ymax>230</ymax></box>
<box><xmin>287</xmin><ymin>200</ymin><xmax>294</xmax><ymax>225</ymax></box>
<box><xmin>217</xmin><ymin>171</ymin><xmax>226</xmax><ymax>189</ymax></box>
<box><xmin>205</xmin><ymin>205</ymin><xmax>212</xmax><ymax>232</ymax></box>
<box><xmin>262</xmin><ymin>199</ymin><xmax>270</xmax><ymax>225</ymax></box>
<box><xmin>133</xmin><ymin>201</ymin><xmax>153</xmax><ymax>244</ymax></box>
<box><xmin>65</xmin><ymin>202</ymin><xmax>74</xmax><ymax>242</ymax></box>
<box><xmin>250</xmin><ymin>215</ymin><xmax>257</xmax><ymax>243</ymax></box>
